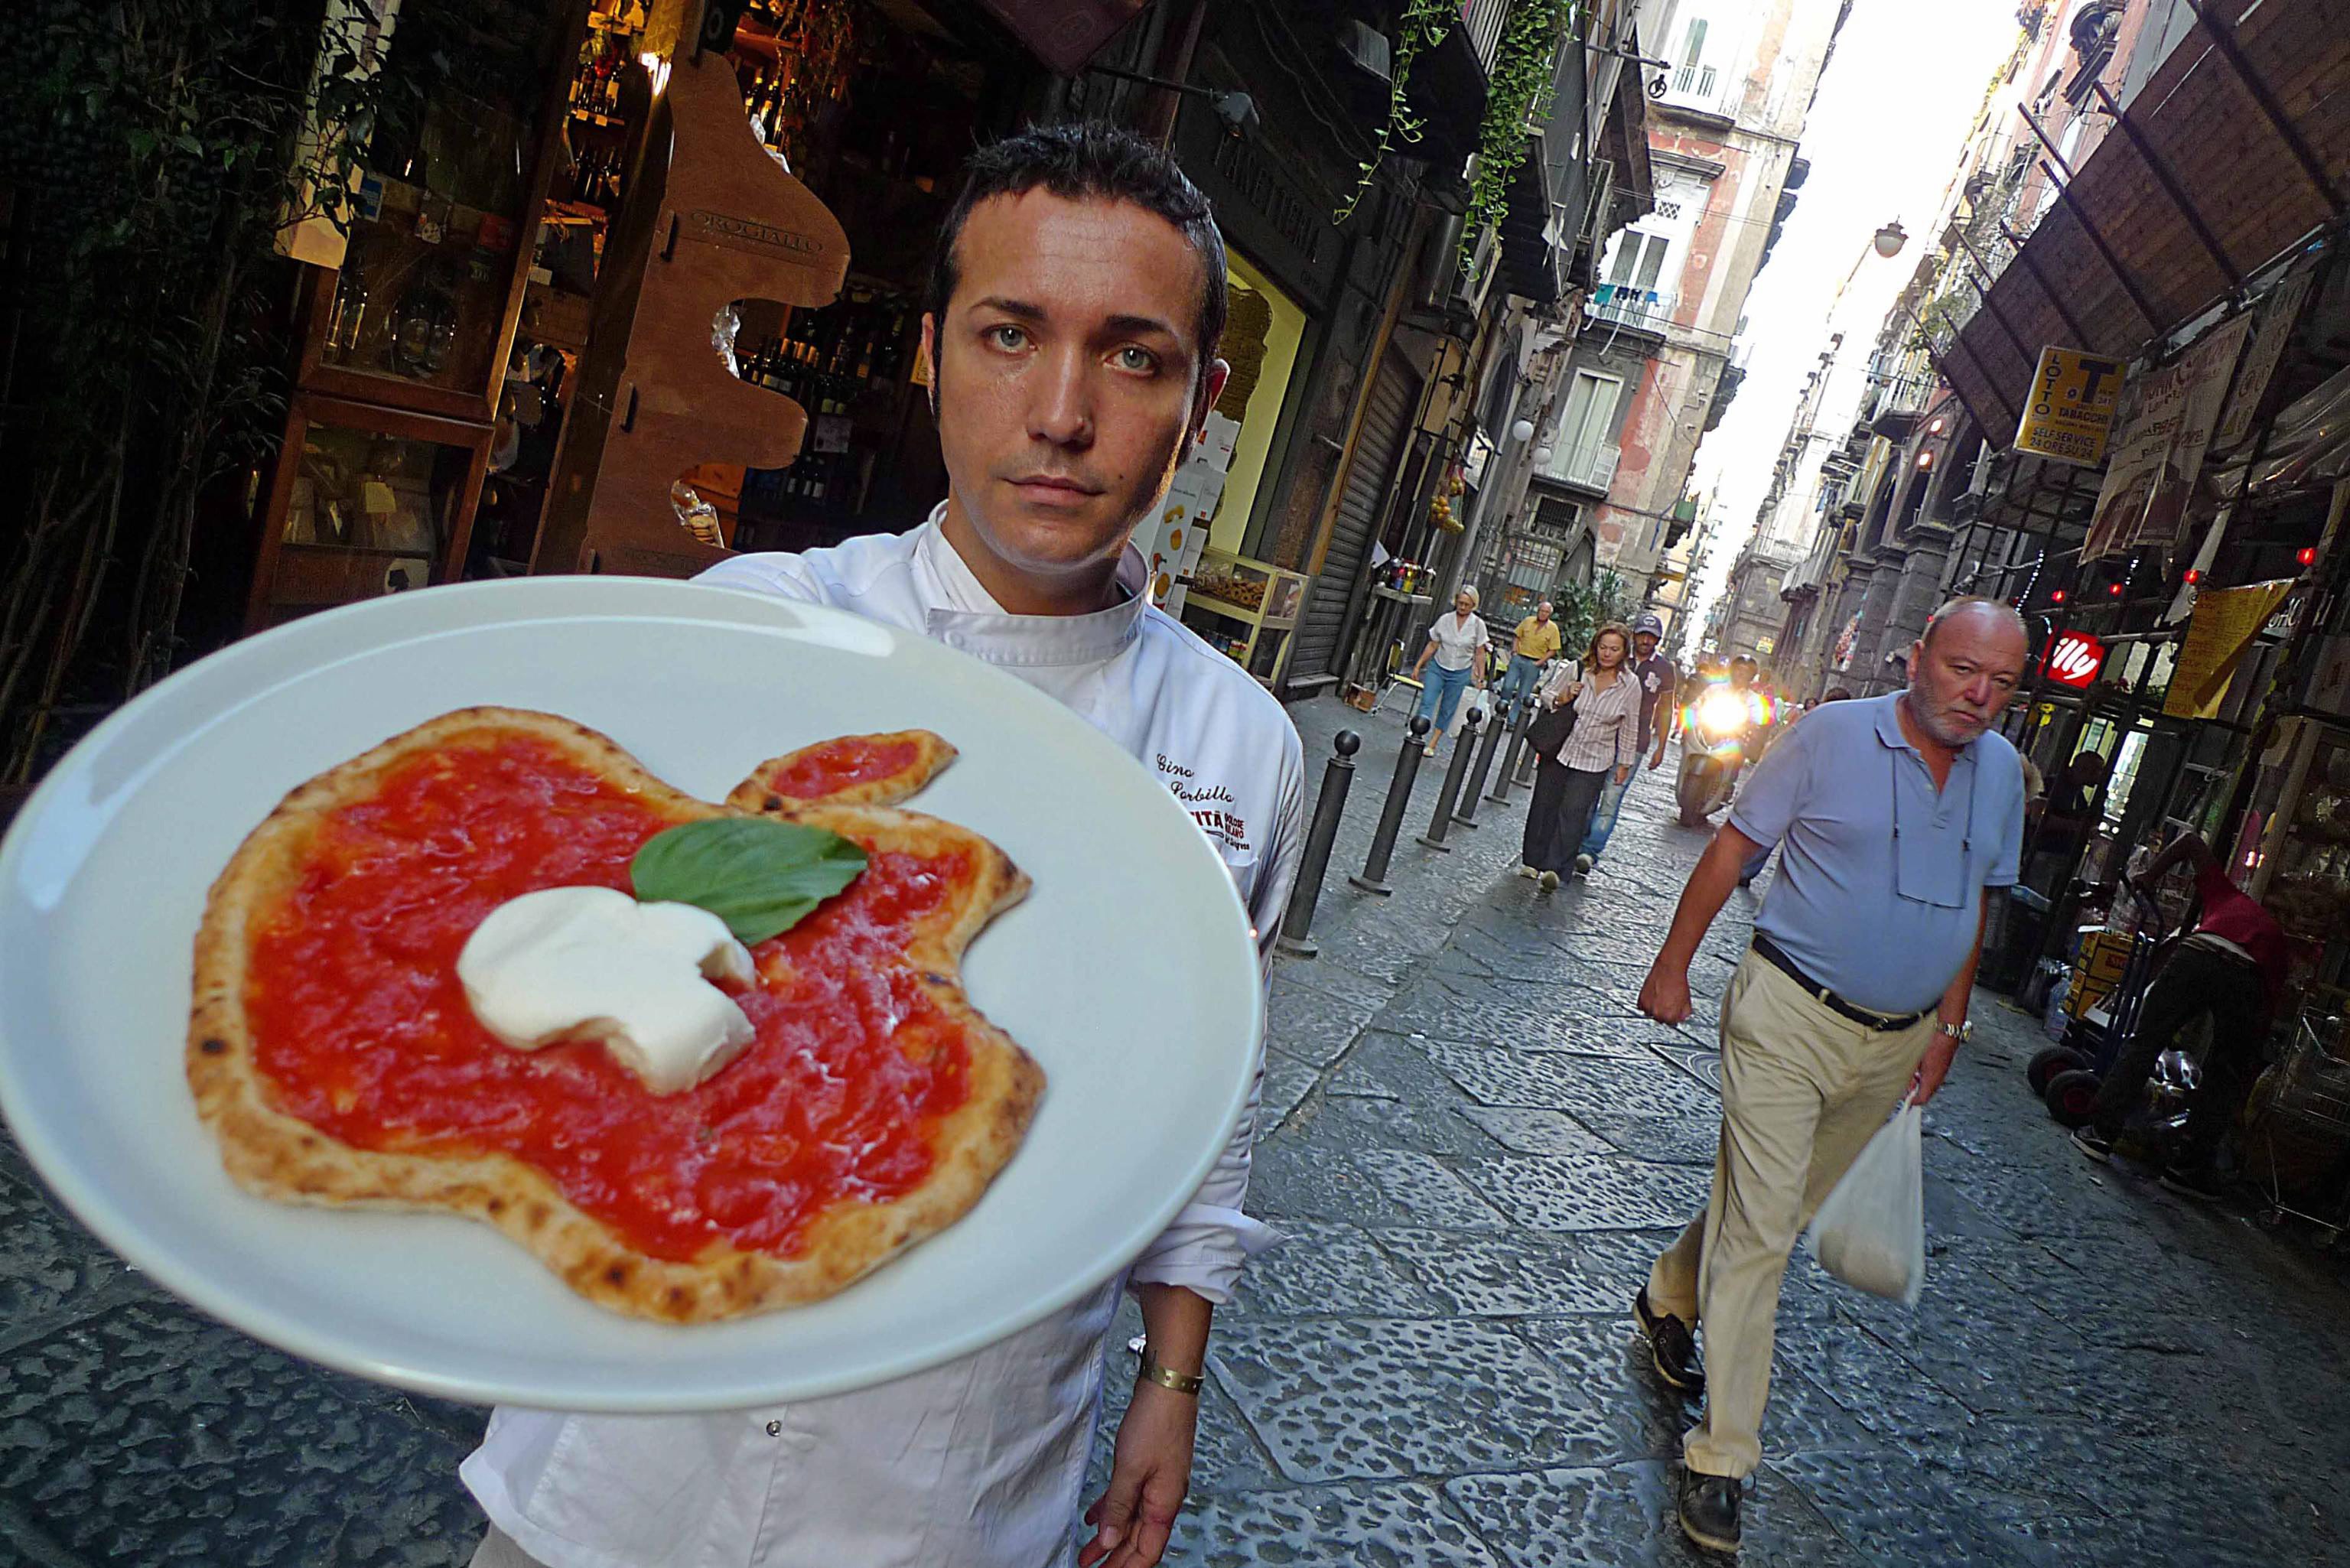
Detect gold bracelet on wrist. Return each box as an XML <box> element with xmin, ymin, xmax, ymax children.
<box><xmin>1139</xmin><ymin>1354</ymin><xmax>1203</xmax><ymax>1396</ymax></box>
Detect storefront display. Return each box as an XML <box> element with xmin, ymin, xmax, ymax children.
<box><xmin>1180</xmin><ymin>548</ymin><xmax>1306</xmax><ymax>688</ymax></box>
<box><xmin>248</xmin><ymin>396</ymin><xmax>491</xmax><ymax>627</ymax></box>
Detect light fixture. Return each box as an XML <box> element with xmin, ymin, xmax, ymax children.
<box><xmin>2299</xmin><ymin>545</ymin><xmax>2319</xmax><ymax>567</ymax></box>
<box><xmin>1532</xmin><ymin>445</ymin><xmax>1554</xmax><ymax>465</ymax></box>
<box><xmin>2183</xmin><ymin>568</ymin><xmax>2202</xmax><ymax>585</ymax></box>
<box><xmin>2051</xmin><ymin>588</ymin><xmax>2068</xmax><ymax>604</ymax></box>
<box><xmin>1873</xmin><ymin>220</ymin><xmax>1909</xmax><ymax>259</ymax></box>
<box><xmin>1926</xmin><ymin>415</ymin><xmax>1946</xmax><ymax>436</ymax></box>
<box><xmin>1915</xmin><ymin>449</ymin><xmax>1935</xmax><ymax>470</ymax></box>
<box><xmin>2108</xmin><ymin>582</ymin><xmax>2124</xmax><ymax>597</ymax></box>
<box><xmin>1510</xmin><ymin>418</ymin><xmax>1536</xmax><ymax>443</ymax></box>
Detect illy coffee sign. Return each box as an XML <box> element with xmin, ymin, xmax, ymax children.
<box><xmin>2043</xmin><ymin>630</ymin><xmax>2107</xmax><ymax>688</ymax></box>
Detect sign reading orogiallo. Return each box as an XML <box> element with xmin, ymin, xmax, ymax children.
<box><xmin>2015</xmin><ymin>346</ymin><xmax>2126</xmax><ymax>466</ymax></box>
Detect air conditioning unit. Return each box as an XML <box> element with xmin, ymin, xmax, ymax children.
<box><xmin>1337</xmin><ymin>19</ymin><xmax>1391</xmax><ymax>84</ymax></box>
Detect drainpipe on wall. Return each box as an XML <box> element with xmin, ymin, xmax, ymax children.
<box><xmin>1138</xmin><ymin>0</ymin><xmax>1208</xmax><ymax>145</ymax></box>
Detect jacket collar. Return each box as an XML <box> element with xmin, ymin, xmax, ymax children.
<box><xmin>912</xmin><ymin>504</ymin><xmax>1148</xmax><ymax>669</ymax></box>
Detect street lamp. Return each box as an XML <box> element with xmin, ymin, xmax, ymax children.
<box><xmin>1509</xmin><ymin>418</ymin><xmax>1536</xmax><ymax>443</ymax></box>
<box><xmin>1873</xmin><ymin>220</ymin><xmax>1909</xmax><ymax>259</ymax></box>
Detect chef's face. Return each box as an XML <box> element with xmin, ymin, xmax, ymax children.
<box><xmin>923</xmin><ymin>190</ymin><xmax>1226</xmax><ymax>594</ymax></box>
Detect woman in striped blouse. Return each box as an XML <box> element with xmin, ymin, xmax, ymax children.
<box><xmin>1519</xmin><ymin>620</ymin><xmax>1642</xmax><ymax>889</ymax></box>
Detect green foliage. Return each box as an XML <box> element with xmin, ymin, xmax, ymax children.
<box><xmin>1335</xmin><ymin>0</ymin><xmax>1455</xmax><ymax>226</ymax></box>
<box><xmin>631</xmin><ymin>818</ymin><xmax>870</xmax><ymax>945</ymax></box>
<box><xmin>0</xmin><ymin>0</ymin><xmax>409</xmax><ymax>781</ymax></box>
<box><xmin>1551</xmin><ymin>568</ymin><xmax>1641</xmax><ymax>654</ymax></box>
<box><xmin>1459</xmin><ymin>0</ymin><xmax>1580</xmax><ymax>279</ymax></box>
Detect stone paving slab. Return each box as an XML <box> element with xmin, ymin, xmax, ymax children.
<box><xmin>1447</xmin><ymin>1461</ymin><xmax>1867</xmax><ymax>1568</ymax></box>
<box><xmin>1144</xmin><ymin>1480</ymin><xmax>1507</xmax><ymax>1566</ymax></box>
<box><xmin>1453</xmin><ymin>1153</ymin><xmax>1712</xmax><ymax>1231</ymax></box>
<box><xmin>1207</xmin><ymin>1314</ymin><xmax>1633</xmax><ymax>1482</ymax></box>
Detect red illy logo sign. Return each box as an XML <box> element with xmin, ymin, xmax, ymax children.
<box><xmin>2043</xmin><ymin>630</ymin><xmax>2106</xmax><ymax>688</ymax></box>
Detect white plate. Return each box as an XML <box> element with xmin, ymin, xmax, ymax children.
<box><xmin>0</xmin><ymin>577</ymin><xmax>1261</xmax><ymax>1412</ymax></box>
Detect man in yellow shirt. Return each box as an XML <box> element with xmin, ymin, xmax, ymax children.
<box><xmin>1499</xmin><ymin>600</ymin><xmax>1561</xmax><ymax>708</ymax></box>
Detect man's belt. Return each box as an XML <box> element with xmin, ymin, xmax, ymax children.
<box><xmin>1750</xmin><ymin>935</ymin><xmax>1928</xmax><ymax>1033</ymax></box>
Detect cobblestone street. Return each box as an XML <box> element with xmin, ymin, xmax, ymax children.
<box><xmin>5</xmin><ymin>695</ymin><xmax>2350</xmax><ymax>1566</ymax></box>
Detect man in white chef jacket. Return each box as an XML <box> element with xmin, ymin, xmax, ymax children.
<box><xmin>462</xmin><ymin>122</ymin><xmax>1305</xmax><ymax>1568</ymax></box>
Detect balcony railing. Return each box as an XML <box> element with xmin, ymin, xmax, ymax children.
<box><xmin>1547</xmin><ymin>441</ymin><xmax>1620</xmax><ymax>493</ymax></box>
<box><xmin>1588</xmin><ymin>282</ymin><xmax>1675</xmax><ymax>333</ymax></box>
<box><xmin>1461</xmin><ymin>0</ymin><xmax>1508</xmax><ymax>74</ymax></box>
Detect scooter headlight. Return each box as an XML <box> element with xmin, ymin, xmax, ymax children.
<box><xmin>1696</xmin><ymin>689</ymin><xmax>1747</xmax><ymax>740</ymax></box>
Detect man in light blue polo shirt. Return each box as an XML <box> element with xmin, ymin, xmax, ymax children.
<box><xmin>1632</xmin><ymin>597</ymin><xmax>2029</xmax><ymax>1554</ymax></box>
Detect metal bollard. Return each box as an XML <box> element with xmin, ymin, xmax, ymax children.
<box><xmin>1490</xmin><ymin>695</ymin><xmax>1533</xmax><ymax>804</ymax></box>
<box><xmin>1349</xmin><ymin>716</ymin><xmax>1429</xmax><ymax>894</ymax></box>
<box><xmin>1453</xmin><ymin>701</ymin><xmax>1512</xmax><ymax>828</ymax></box>
<box><xmin>1415</xmin><ymin>709</ymin><xmax>1482</xmax><ymax>852</ymax></box>
<box><xmin>1515</xmin><ymin>698</ymin><xmax>1544</xmax><ymax>786</ymax></box>
<box><xmin>1277</xmin><ymin>730</ymin><xmax>1360</xmax><ymax>958</ymax></box>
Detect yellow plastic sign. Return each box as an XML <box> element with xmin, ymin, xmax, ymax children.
<box><xmin>2014</xmin><ymin>346</ymin><xmax>2126</xmax><ymax>467</ymax></box>
<box><xmin>2163</xmin><ymin>579</ymin><xmax>2294</xmax><ymax>720</ymax></box>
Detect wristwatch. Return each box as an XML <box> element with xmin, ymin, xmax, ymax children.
<box><xmin>1936</xmin><ymin>1019</ymin><xmax>1972</xmax><ymax>1043</ymax></box>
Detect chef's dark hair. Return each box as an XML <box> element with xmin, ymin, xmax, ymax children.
<box><xmin>926</xmin><ymin>122</ymin><xmax>1227</xmax><ymax>396</ymax></box>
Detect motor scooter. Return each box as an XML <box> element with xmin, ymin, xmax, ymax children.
<box><xmin>1675</xmin><ymin>685</ymin><xmax>1753</xmax><ymax>827</ymax></box>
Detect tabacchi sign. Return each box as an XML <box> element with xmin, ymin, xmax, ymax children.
<box><xmin>2043</xmin><ymin>630</ymin><xmax>2107</xmax><ymax>689</ymax></box>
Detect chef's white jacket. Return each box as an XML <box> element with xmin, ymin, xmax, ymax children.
<box><xmin>461</xmin><ymin>512</ymin><xmax>1305</xmax><ymax>1568</ymax></box>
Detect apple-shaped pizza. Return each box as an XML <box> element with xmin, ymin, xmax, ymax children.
<box><xmin>187</xmin><ymin>708</ymin><xmax>1039</xmax><ymax>1322</ymax></box>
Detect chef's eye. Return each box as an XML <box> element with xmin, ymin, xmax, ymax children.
<box><xmin>984</xmin><ymin>324</ymin><xmax>1030</xmax><ymax>352</ymax></box>
<box><xmin>1112</xmin><ymin>345</ymin><xmax>1160</xmax><ymax>374</ymax></box>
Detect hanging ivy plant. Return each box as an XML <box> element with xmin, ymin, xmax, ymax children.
<box><xmin>1459</xmin><ymin>0</ymin><xmax>1581</xmax><ymax>278</ymax></box>
<box><xmin>1335</xmin><ymin>0</ymin><xmax>1455</xmax><ymax>226</ymax></box>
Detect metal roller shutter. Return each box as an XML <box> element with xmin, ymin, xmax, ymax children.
<box><xmin>1292</xmin><ymin>355</ymin><xmax>1417</xmax><ymax>684</ymax></box>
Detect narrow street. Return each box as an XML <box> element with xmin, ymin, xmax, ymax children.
<box><xmin>5</xmin><ymin>696</ymin><xmax>2349</xmax><ymax>1566</ymax></box>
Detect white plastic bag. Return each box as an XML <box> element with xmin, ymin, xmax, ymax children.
<box><xmin>1463</xmin><ymin>684</ymin><xmax>1493</xmax><ymax>726</ymax></box>
<box><xmin>1805</xmin><ymin>1102</ymin><xmax>1925</xmax><ymax>1306</ymax></box>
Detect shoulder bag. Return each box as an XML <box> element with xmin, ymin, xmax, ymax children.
<box><xmin>1525</xmin><ymin>662</ymin><xmax>1580</xmax><ymax>756</ymax></box>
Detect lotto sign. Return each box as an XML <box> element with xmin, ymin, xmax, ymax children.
<box><xmin>2042</xmin><ymin>630</ymin><xmax>2106</xmax><ymax>689</ymax></box>
<box><xmin>2014</xmin><ymin>347</ymin><xmax>2125</xmax><ymax>466</ymax></box>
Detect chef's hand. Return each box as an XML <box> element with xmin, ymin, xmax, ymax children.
<box><xmin>1639</xmin><ymin>961</ymin><xmax>1693</xmax><ymax>1026</ymax></box>
<box><xmin>1079</xmin><ymin>1380</ymin><xmax>1196</xmax><ymax>1568</ymax></box>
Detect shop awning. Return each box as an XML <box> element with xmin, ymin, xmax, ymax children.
<box><xmin>1943</xmin><ymin>0</ymin><xmax>2349</xmax><ymax>438</ymax></box>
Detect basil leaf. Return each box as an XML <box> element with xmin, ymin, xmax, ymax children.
<box><xmin>630</xmin><ymin>818</ymin><xmax>869</xmax><ymax>945</ymax></box>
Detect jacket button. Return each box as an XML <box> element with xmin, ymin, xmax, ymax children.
<box><xmin>766</xmin><ymin>1420</ymin><xmax>783</xmax><ymax>1436</ymax></box>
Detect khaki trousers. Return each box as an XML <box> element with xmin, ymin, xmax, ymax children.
<box><xmin>1646</xmin><ymin>952</ymin><xmax>1937</xmax><ymax>1479</ymax></box>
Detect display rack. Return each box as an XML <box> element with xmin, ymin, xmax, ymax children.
<box><xmin>1180</xmin><ymin>547</ymin><xmax>1307</xmax><ymax>688</ymax></box>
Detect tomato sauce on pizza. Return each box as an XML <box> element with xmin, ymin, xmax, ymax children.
<box><xmin>241</xmin><ymin>737</ymin><xmax>975</xmax><ymax>1262</ymax></box>
<box><xmin>763</xmin><ymin>736</ymin><xmax>923</xmax><ymax>804</ymax></box>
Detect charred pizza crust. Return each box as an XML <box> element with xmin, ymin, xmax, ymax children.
<box><xmin>727</xmin><ymin>729</ymin><xmax>959</xmax><ymax>812</ymax></box>
<box><xmin>188</xmin><ymin>707</ymin><xmax>1041</xmax><ymax>1323</ymax></box>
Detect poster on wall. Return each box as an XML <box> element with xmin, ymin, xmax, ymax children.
<box><xmin>2214</xmin><ymin>265</ymin><xmax>2316</xmax><ymax>450</ymax></box>
<box><xmin>2163</xmin><ymin>577</ymin><xmax>2294</xmax><ymax>720</ymax></box>
<box><xmin>2083</xmin><ymin>314</ymin><xmax>2253</xmax><ymax>562</ymax></box>
<box><xmin>1133</xmin><ymin>412</ymin><xmax>1240</xmax><ymax>614</ymax></box>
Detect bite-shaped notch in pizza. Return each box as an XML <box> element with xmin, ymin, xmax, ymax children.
<box><xmin>188</xmin><ymin>708</ymin><xmax>1040</xmax><ymax>1323</ymax></box>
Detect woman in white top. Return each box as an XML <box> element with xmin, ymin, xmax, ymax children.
<box><xmin>1519</xmin><ymin>620</ymin><xmax>1642</xmax><ymax>889</ymax></box>
<box><xmin>1408</xmin><ymin>586</ymin><xmax>1490</xmax><ymax>756</ymax></box>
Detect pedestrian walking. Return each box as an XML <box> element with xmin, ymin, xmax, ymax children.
<box><xmin>1409</xmin><ymin>587</ymin><xmax>1491</xmax><ymax>756</ymax></box>
<box><xmin>1518</xmin><ymin>621</ymin><xmax>1641</xmax><ymax>890</ymax></box>
<box><xmin>1497</xmin><ymin>600</ymin><xmax>1562</xmax><ymax>709</ymax></box>
<box><xmin>2072</xmin><ymin>831</ymin><xmax>2290</xmax><ymax>1199</ymax></box>
<box><xmin>1632</xmin><ymin>597</ymin><xmax>2029</xmax><ymax>1554</ymax></box>
<box><xmin>458</xmin><ymin>122</ymin><xmax>1304</xmax><ymax>1568</ymax></box>
<box><xmin>1578</xmin><ymin>610</ymin><xmax>1679</xmax><ymax>866</ymax></box>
